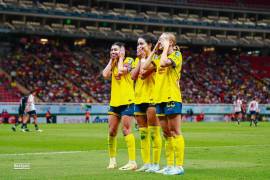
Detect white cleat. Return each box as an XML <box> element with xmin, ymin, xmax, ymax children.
<box><xmin>145</xmin><ymin>164</ymin><xmax>160</xmax><ymax>173</ymax></box>
<box><xmin>21</xmin><ymin>128</ymin><xmax>30</xmax><ymax>132</ymax></box>
<box><xmin>155</xmin><ymin>166</ymin><xmax>170</xmax><ymax>174</ymax></box>
<box><xmin>163</xmin><ymin>166</ymin><xmax>184</xmax><ymax>175</ymax></box>
<box><xmin>119</xmin><ymin>161</ymin><xmax>137</xmax><ymax>171</ymax></box>
<box><xmin>136</xmin><ymin>164</ymin><xmax>151</xmax><ymax>172</ymax></box>
<box><xmin>107</xmin><ymin>158</ymin><xmax>117</xmax><ymax>169</ymax></box>
<box><xmin>36</xmin><ymin>129</ymin><xmax>43</xmax><ymax>132</ymax></box>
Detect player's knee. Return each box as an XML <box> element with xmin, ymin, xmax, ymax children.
<box><xmin>109</xmin><ymin>127</ymin><xmax>117</xmax><ymax>137</ymax></box>
<box><xmin>122</xmin><ymin>126</ymin><xmax>131</xmax><ymax>136</ymax></box>
<box><xmin>170</xmin><ymin>127</ymin><xmax>181</xmax><ymax>136</ymax></box>
<box><xmin>147</xmin><ymin>116</ymin><xmax>159</xmax><ymax>126</ymax></box>
<box><xmin>147</xmin><ymin>113</ymin><xmax>155</xmax><ymax>121</ymax></box>
<box><xmin>162</xmin><ymin>128</ymin><xmax>171</xmax><ymax>138</ymax></box>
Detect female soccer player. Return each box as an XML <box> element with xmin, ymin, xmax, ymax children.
<box><xmin>102</xmin><ymin>42</ymin><xmax>137</xmax><ymax>170</ymax></box>
<box><xmin>143</xmin><ymin>33</ymin><xmax>185</xmax><ymax>175</ymax></box>
<box><xmin>131</xmin><ymin>35</ymin><xmax>162</xmax><ymax>172</ymax></box>
<box><xmin>248</xmin><ymin>97</ymin><xmax>259</xmax><ymax>127</ymax></box>
<box><xmin>22</xmin><ymin>90</ymin><xmax>42</xmax><ymax>132</ymax></box>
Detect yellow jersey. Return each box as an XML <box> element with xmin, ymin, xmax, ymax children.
<box><xmin>152</xmin><ymin>51</ymin><xmax>182</xmax><ymax>103</ymax></box>
<box><xmin>132</xmin><ymin>57</ymin><xmax>155</xmax><ymax>104</ymax></box>
<box><xmin>110</xmin><ymin>57</ymin><xmax>135</xmax><ymax>106</ymax></box>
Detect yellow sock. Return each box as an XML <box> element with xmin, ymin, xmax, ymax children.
<box><xmin>108</xmin><ymin>135</ymin><xmax>117</xmax><ymax>158</ymax></box>
<box><xmin>125</xmin><ymin>133</ymin><xmax>136</xmax><ymax>161</ymax></box>
<box><xmin>174</xmin><ymin>135</ymin><xmax>185</xmax><ymax>166</ymax></box>
<box><xmin>139</xmin><ymin>127</ymin><xmax>150</xmax><ymax>164</ymax></box>
<box><xmin>165</xmin><ymin>137</ymin><xmax>174</xmax><ymax>166</ymax></box>
<box><xmin>149</xmin><ymin>126</ymin><xmax>162</xmax><ymax>164</ymax></box>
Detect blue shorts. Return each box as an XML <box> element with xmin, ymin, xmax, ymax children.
<box><xmin>109</xmin><ymin>104</ymin><xmax>134</xmax><ymax>117</ymax></box>
<box><xmin>156</xmin><ymin>102</ymin><xmax>182</xmax><ymax>116</ymax></box>
<box><xmin>250</xmin><ymin>111</ymin><xmax>256</xmax><ymax>115</ymax></box>
<box><xmin>134</xmin><ymin>103</ymin><xmax>155</xmax><ymax>115</ymax></box>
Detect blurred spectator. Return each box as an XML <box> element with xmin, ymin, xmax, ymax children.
<box><xmin>46</xmin><ymin>109</ymin><xmax>52</xmax><ymax>123</ymax></box>
<box><xmin>186</xmin><ymin>108</ymin><xmax>194</xmax><ymax>122</ymax></box>
<box><xmin>1</xmin><ymin>109</ymin><xmax>10</xmax><ymax>123</ymax></box>
<box><xmin>85</xmin><ymin>110</ymin><xmax>90</xmax><ymax>123</ymax></box>
<box><xmin>196</xmin><ymin>112</ymin><xmax>205</xmax><ymax>122</ymax></box>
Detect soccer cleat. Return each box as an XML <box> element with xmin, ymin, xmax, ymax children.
<box><xmin>107</xmin><ymin>158</ymin><xmax>117</xmax><ymax>169</ymax></box>
<box><xmin>21</xmin><ymin>128</ymin><xmax>30</xmax><ymax>132</ymax></box>
<box><xmin>136</xmin><ymin>164</ymin><xmax>151</xmax><ymax>172</ymax></box>
<box><xmin>163</xmin><ymin>166</ymin><xmax>184</xmax><ymax>175</ymax></box>
<box><xmin>11</xmin><ymin>126</ymin><xmax>16</xmax><ymax>132</ymax></box>
<box><xmin>36</xmin><ymin>129</ymin><xmax>43</xmax><ymax>132</ymax></box>
<box><xmin>145</xmin><ymin>164</ymin><xmax>160</xmax><ymax>173</ymax></box>
<box><xmin>119</xmin><ymin>161</ymin><xmax>137</xmax><ymax>171</ymax></box>
<box><xmin>155</xmin><ymin>166</ymin><xmax>169</xmax><ymax>174</ymax></box>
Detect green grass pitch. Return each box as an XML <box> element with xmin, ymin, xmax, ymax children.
<box><xmin>0</xmin><ymin>122</ymin><xmax>270</xmax><ymax>179</ymax></box>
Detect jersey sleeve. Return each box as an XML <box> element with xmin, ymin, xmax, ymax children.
<box><xmin>168</xmin><ymin>51</ymin><xmax>182</xmax><ymax>68</ymax></box>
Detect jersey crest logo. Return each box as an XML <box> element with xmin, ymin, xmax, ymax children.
<box><xmin>154</xmin><ymin>55</ymin><xmax>159</xmax><ymax>60</ymax></box>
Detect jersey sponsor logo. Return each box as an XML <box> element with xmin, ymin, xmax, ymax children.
<box><xmin>166</xmin><ymin>102</ymin><xmax>175</xmax><ymax>108</ymax></box>
<box><xmin>154</xmin><ymin>55</ymin><xmax>159</xmax><ymax>60</ymax></box>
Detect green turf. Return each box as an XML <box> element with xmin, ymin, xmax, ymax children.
<box><xmin>0</xmin><ymin>122</ymin><xmax>270</xmax><ymax>180</ymax></box>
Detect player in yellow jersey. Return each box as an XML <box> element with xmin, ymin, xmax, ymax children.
<box><xmin>102</xmin><ymin>42</ymin><xmax>137</xmax><ymax>171</ymax></box>
<box><xmin>130</xmin><ymin>35</ymin><xmax>162</xmax><ymax>173</ymax></box>
<box><xmin>143</xmin><ymin>33</ymin><xmax>185</xmax><ymax>175</ymax></box>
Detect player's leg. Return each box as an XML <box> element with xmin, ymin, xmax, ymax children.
<box><xmin>145</xmin><ymin>106</ymin><xmax>162</xmax><ymax>172</ymax></box>
<box><xmin>21</xmin><ymin>114</ymin><xmax>30</xmax><ymax>132</ymax></box>
<box><xmin>250</xmin><ymin>114</ymin><xmax>254</xmax><ymax>126</ymax></box>
<box><xmin>153</xmin><ymin>103</ymin><xmax>172</xmax><ymax>174</ymax></box>
<box><xmin>107</xmin><ymin>114</ymin><xmax>120</xmax><ymax>169</ymax></box>
<box><xmin>135</xmin><ymin>111</ymin><xmax>151</xmax><ymax>172</ymax></box>
<box><xmin>254</xmin><ymin>114</ymin><xmax>258</xmax><ymax>127</ymax></box>
<box><xmin>12</xmin><ymin>115</ymin><xmax>22</xmax><ymax>131</ymax></box>
<box><xmin>119</xmin><ymin>113</ymin><xmax>137</xmax><ymax>170</ymax></box>
<box><xmin>167</xmin><ymin>114</ymin><xmax>185</xmax><ymax>175</ymax></box>
<box><xmin>32</xmin><ymin>113</ymin><xmax>42</xmax><ymax>131</ymax></box>
<box><xmin>237</xmin><ymin>113</ymin><xmax>241</xmax><ymax>125</ymax></box>
<box><xmin>161</xmin><ymin>102</ymin><xmax>184</xmax><ymax>175</ymax></box>
<box><xmin>251</xmin><ymin>114</ymin><xmax>255</xmax><ymax>126</ymax></box>
<box><xmin>156</xmin><ymin>116</ymin><xmax>175</xmax><ymax>174</ymax></box>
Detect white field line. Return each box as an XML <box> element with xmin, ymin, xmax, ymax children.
<box><xmin>0</xmin><ymin>151</ymin><xmax>87</xmax><ymax>156</ymax></box>
<box><xmin>0</xmin><ymin>144</ymin><xmax>269</xmax><ymax>157</ymax></box>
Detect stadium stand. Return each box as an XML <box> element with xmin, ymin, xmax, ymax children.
<box><xmin>182</xmin><ymin>51</ymin><xmax>270</xmax><ymax>103</ymax></box>
<box><xmin>0</xmin><ymin>39</ymin><xmax>93</xmax><ymax>102</ymax></box>
<box><xmin>0</xmin><ymin>0</ymin><xmax>269</xmax><ymax>47</ymax></box>
<box><xmin>0</xmin><ymin>37</ymin><xmax>269</xmax><ymax>103</ymax></box>
<box><xmin>0</xmin><ymin>73</ymin><xmax>21</xmax><ymax>102</ymax></box>
<box><xmin>0</xmin><ymin>0</ymin><xmax>269</xmax><ymax>103</ymax></box>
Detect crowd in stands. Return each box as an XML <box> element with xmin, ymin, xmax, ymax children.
<box><xmin>0</xmin><ymin>38</ymin><xmax>269</xmax><ymax>104</ymax></box>
<box><xmin>0</xmin><ymin>73</ymin><xmax>21</xmax><ymax>102</ymax></box>
<box><xmin>181</xmin><ymin>51</ymin><xmax>269</xmax><ymax>103</ymax></box>
<box><xmin>46</xmin><ymin>45</ymin><xmax>110</xmax><ymax>103</ymax></box>
<box><xmin>1</xmin><ymin>38</ymin><xmax>91</xmax><ymax>102</ymax></box>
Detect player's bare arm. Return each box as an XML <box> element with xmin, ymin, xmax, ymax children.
<box><xmin>142</xmin><ymin>42</ymin><xmax>159</xmax><ymax>70</ymax></box>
